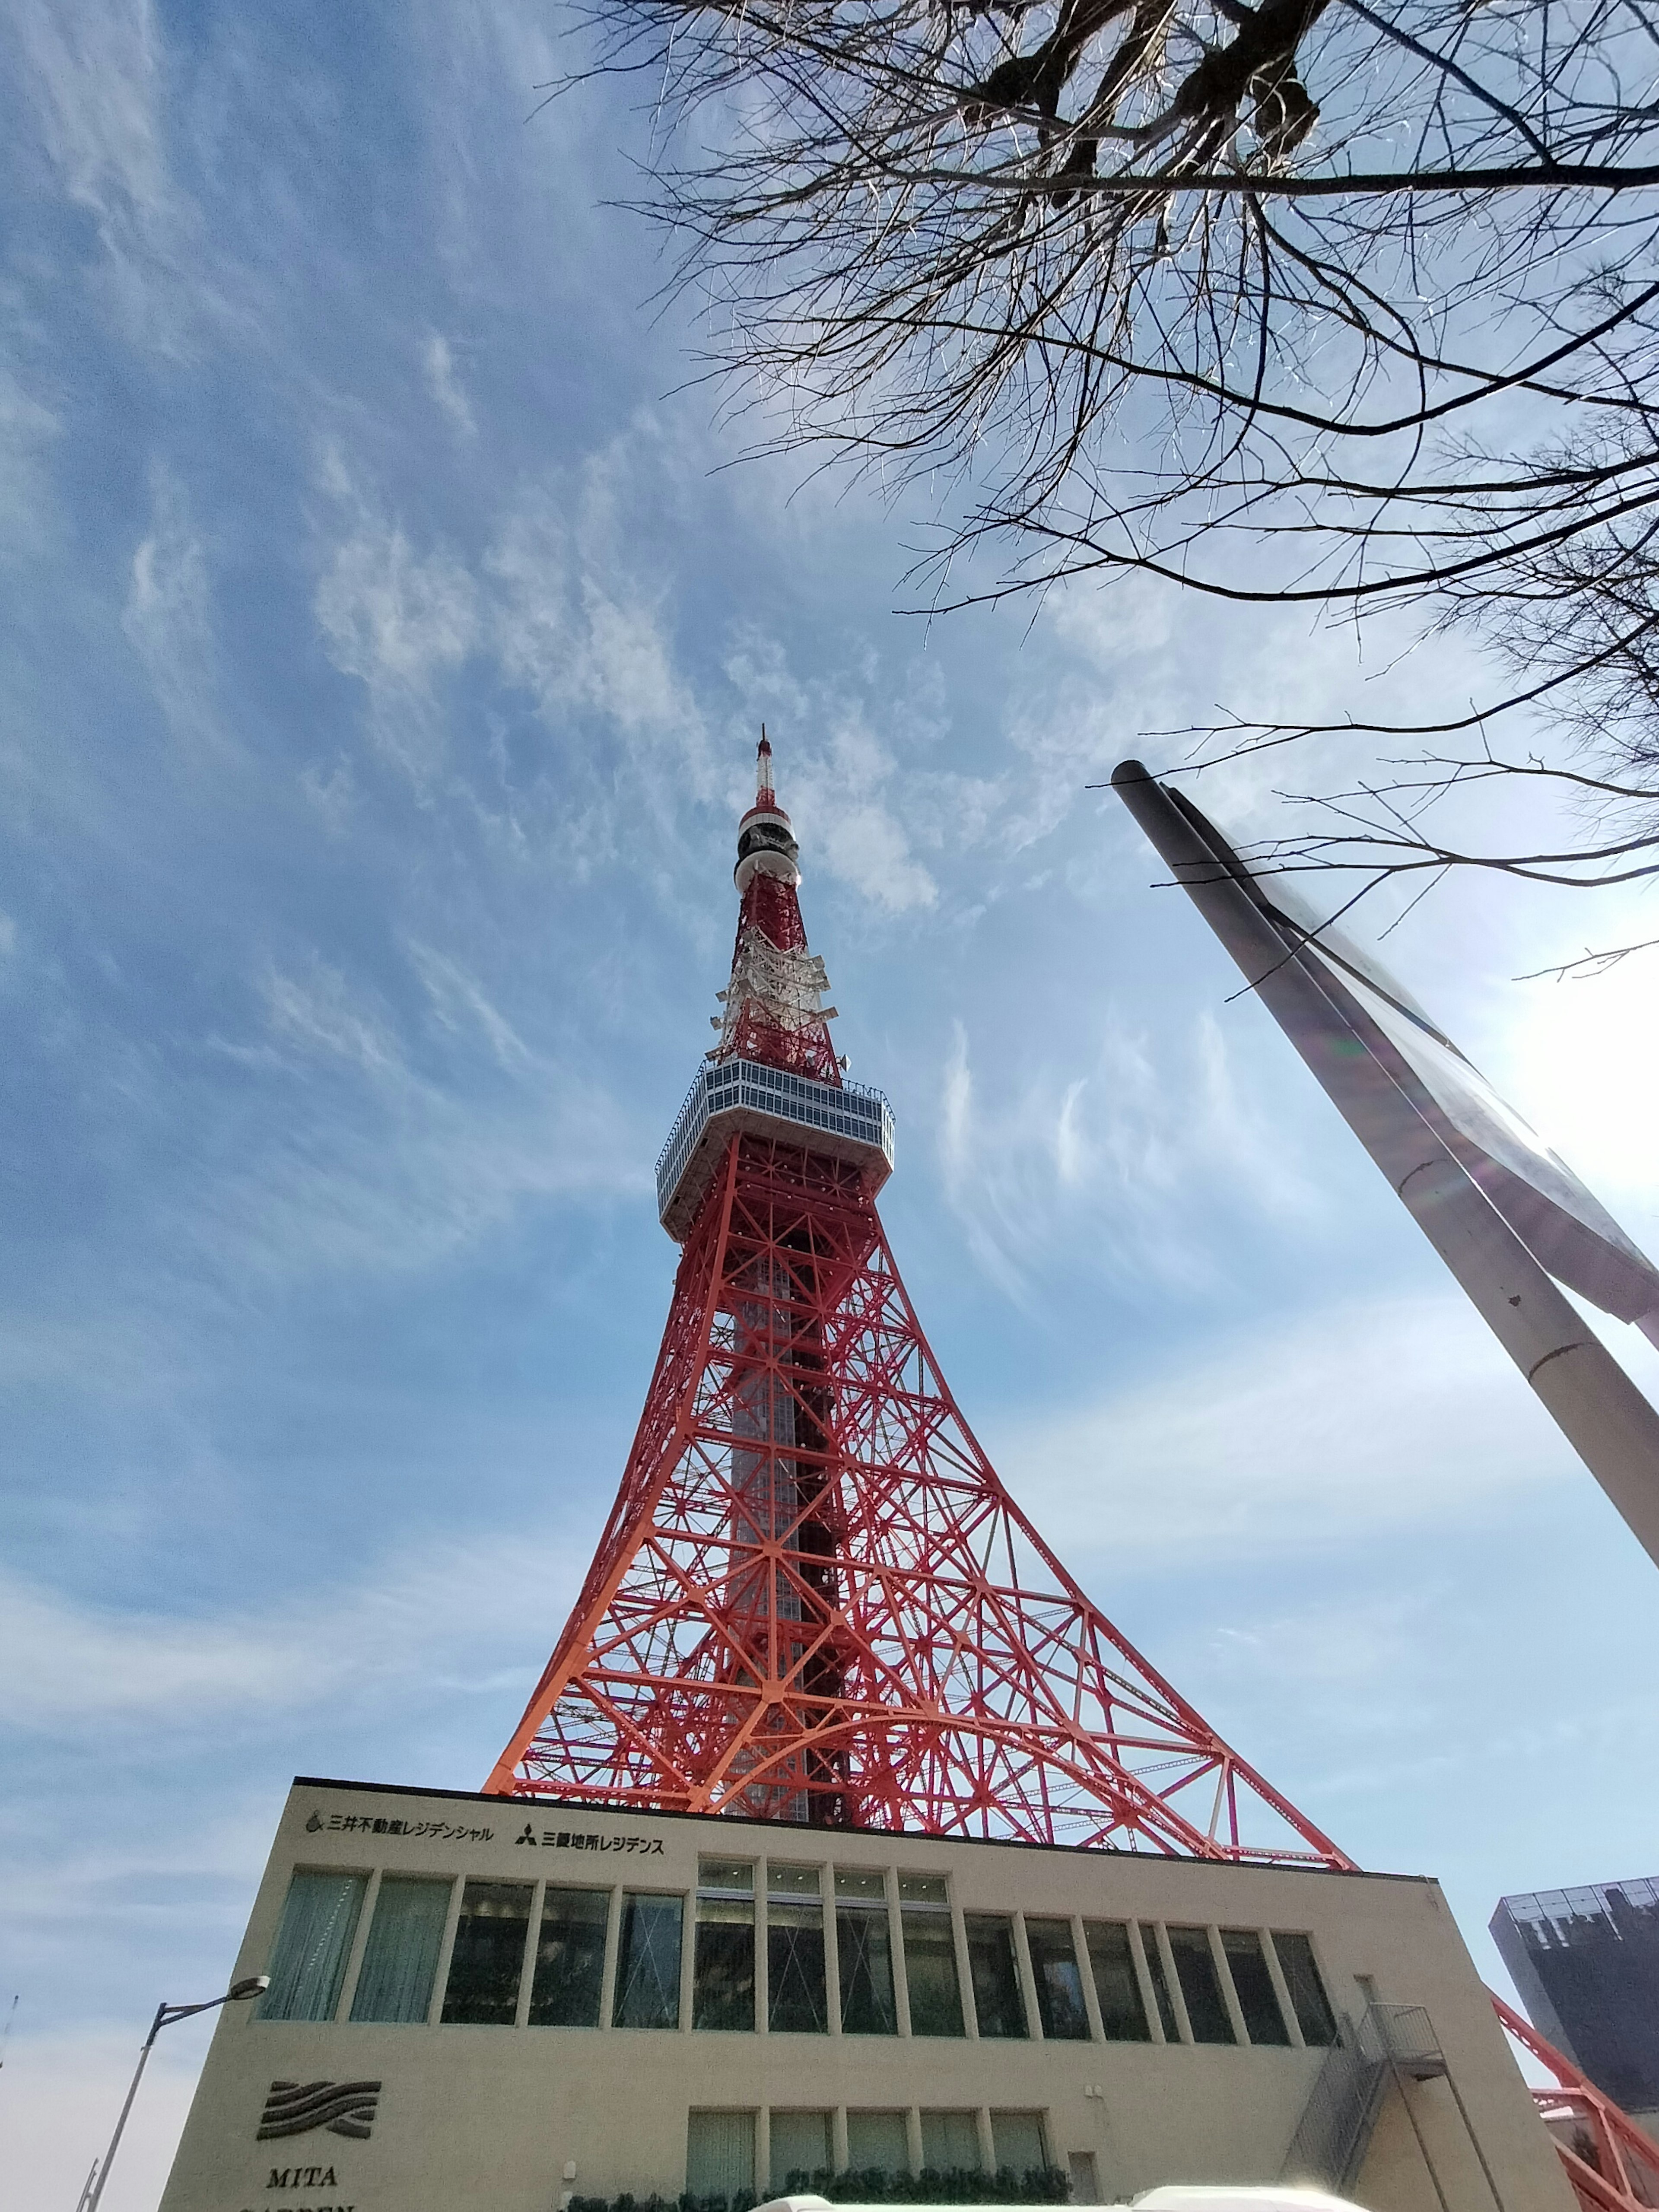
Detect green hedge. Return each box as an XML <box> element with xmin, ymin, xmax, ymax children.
<box><xmin>569</xmin><ymin>2166</ymin><xmax>1070</xmax><ymax>2212</ymax></box>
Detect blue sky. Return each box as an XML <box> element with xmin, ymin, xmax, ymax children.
<box><xmin>5</xmin><ymin>3</ymin><xmax>1659</xmax><ymax>2203</ymax></box>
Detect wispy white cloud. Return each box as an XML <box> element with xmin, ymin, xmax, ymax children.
<box><xmin>121</xmin><ymin>464</ymin><xmax>220</xmax><ymax>747</ymax></box>
<box><xmin>299</xmin><ymin>751</ymin><xmax>357</xmax><ymax>834</ymax></box>
<box><xmin>14</xmin><ymin>0</ymin><xmax>172</xmax><ymax>249</ymax></box>
<box><xmin>994</xmin><ymin>1290</ymin><xmax>1576</xmax><ymax>1567</ymax></box>
<box><xmin>313</xmin><ymin>447</ymin><xmax>480</xmax><ymax>782</ymax></box>
<box><xmin>422</xmin><ymin>330</ymin><xmax>477</xmax><ymax>439</ymax></box>
<box><xmin>934</xmin><ymin>1004</ymin><xmax>1325</xmax><ymax>1297</ymax></box>
<box><xmin>0</xmin><ymin>365</ymin><xmax>63</xmax><ymax>562</ymax></box>
<box><xmin>488</xmin><ymin>480</ymin><xmax>692</xmax><ymax>742</ymax></box>
<box><xmin>200</xmin><ymin>951</ymin><xmax>645</xmax><ymax>1281</ymax></box>
<box><xmin>407</xmin><ymin>941</ymin><xmax>532</xmax><ymax>1066</ymax></box>
<box><xmin>13</xmin><ymin>0</ymin><xmax>208</xmax><ymax>350</ymax></box>
<box><xmin>0</xmin><ymin>1530</ymin><xmax>578</xmax><ymax>1734</ymax></box>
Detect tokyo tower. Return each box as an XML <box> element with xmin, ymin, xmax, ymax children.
<box><xmin>485</xmin><ymin>737</ymin><xmax>1348</xmax><ymax>1871</ymax></box>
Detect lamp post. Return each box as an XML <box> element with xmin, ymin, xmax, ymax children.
<box><xmin>78</xmin><ymin>1974</ymin><xmax>268</xmax><ymax>2212</ymax></box>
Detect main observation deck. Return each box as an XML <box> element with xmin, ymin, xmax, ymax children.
<box><xmin>656</xmin><ymin>1058</ymin><xmax>895</xmax><ymax>1239</ymax></box>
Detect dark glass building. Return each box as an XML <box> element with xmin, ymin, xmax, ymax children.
<box><xmin>1491</xmin><ymin>1876</ymin><xmax>1659</xmax><ymax>2114</ymax></box>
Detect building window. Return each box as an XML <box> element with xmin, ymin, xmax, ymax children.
<box><xmin>836</xmin><ymin>1869</ymin><xmax>897</xmax><ymax>2035</ymax></box>
<box><xmin>991</xmin><ymin>2112</ymin><xmax>1047</xmax><ymax>2182</ymax></box>
<box><xmin>529</xmin><ymin>1886</ymin><xmax>610</xmax><ymax>2028</ymax></box>
<box><xmin>965</xmin><ymin>1914</ymin><xmax>1027</xmax><ymax>2039</ymax></box>
<box><xmin>686</xmin><ymin>2110</ymin><xmax>755</xmax><ymax>2199</ymax></box>
<box><xmin>1221</xmin><ymin>1929</ymin><xmax>1291</xmax><ymax>2046</ymax></box>
<box><xmin>349</xmin><ymin>1875</ymin><xmax>450</xmax><ymax>2024</ymax></box>
<box><xmin>1166</xmin><ymin>1926</ymin><xmax>1235</xmax><ymax>2044</ymax></box>
<box><xmin>260</xmin><ymin>1870</ymin><xmax>367</xmax><ymax>2023</ymax></box>
<box><xmin>1272</xmin><ymin>1932</ymin><xmax>1339</xmax><ymax>2046</ymax></box>
<box><xmin>1025</xmin><ymin>1918</ymin><xmax>1089</xmax><ymax>2040</ymax></box>
<box><xmin>846</xmin><ymin>2111</ymin><xmax>909</xmax><ymax>2179</ymax></box>
<box><xmin>920</xmin><ymin>2110</ymin><xmax>981</xmax><ymax>2174</ymax></box>
<box><xmin>695</xmin><ymin>1861</ymin><xmax>756</xmax><ymax>2032</ymax></box>
<box><xmin>613</xmin><ymin>1893</ymin><xmax>684</xmax><ymax>2029</ymax></box>
<box><xmin>441</xmin><ymin>1880</ymin><xmax>533</xmax><ymax>2026</ymax></box>
<box><xmin>771</xmin><ymin>2109</ymin><xmax>832</xmax><ymax>2190</ymax></box>
<box><xmin>1084</xmin><ymin>1922</ymin><xmax>1150</xmax><ymax>2042</ymax></box>
<box><xmin>1137</xmin><ymin>1924</ymin><xmax>1181</xmax><ymax>2042</ymax></box>
<box><xmin>900</xmin><ymin>1876</ymin><xmax>964</xmax><ymax>2037</ymax></box>
<box><xmin>768</xmin><ymin>1865</ymin><xmax>827</xmax><ymax>2034</ymax></box>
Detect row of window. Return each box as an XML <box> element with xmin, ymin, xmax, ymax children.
<box><xmin>658</xmin><ymin>1061</ymin><xmax>893</xmax><ymax>1212</ymax></box>
<box><xmin>685</xmin><ymin>2106</ymin><xmax>1049</xmax><ymax>2201</ymax></box>
<box><xmin>259</xmin><ymin>1858</ymin><xmax>1340</xmax><ymax>2053</ymax></box>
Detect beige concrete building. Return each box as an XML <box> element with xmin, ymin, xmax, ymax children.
<box><xmin>159</xmin><ymin>1779</ymin><xmax>1574</xmax><ymax>2212</ymax></box>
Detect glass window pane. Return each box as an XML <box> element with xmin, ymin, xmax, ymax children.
<box><xmin>991</xmin><ymin>2112</ymin><xmax>1047</xmax><ymax>2181</ymax></box>
<box><xmin>1273</xmin><ymin>1932</ymin><xmax>1339</xmax><ymax>2047</ymax></box>
<box><xmin>768</xmin><ymin>1864</ymin><xmax>821</xmax><ymax>1895</ymax></box>
<box><xmin>696</xmin><ymin>1892</ymin><xmax>756</xmax><ymax>2032</ymax></box>
<box><xmin>902</xmin><ymin>1907</ymin><xmax>964</xmax><ymax>2037</ymax></box>
<box><xmin>613</xmin><ymin>1892</ymin><xmax>684</xmax><ymax>2029</ymax></box>
<box><xmin>441</xmin><ymin>1880</ymin><xmax>533</xmax><ymax>2026</ymax></box>
<box><xmin>1024</xmin><ymin>1917</ymin><xmax>1089</xmax><ymax>2040</ymax></box>
<box><xmin>1222</xmin><ymin>1929</ymin><xmax>1291</xmax><ymax>2046</ymax></box>
<box><xmin>528</xmin><ymin>1886</ymin><xmax>610</xmax><ymax>2028</ymax></box>
<box><xmin>838</xmin><ymin>1900</ymin><xmax>897</xmax><ymax>2034</ymax></box>
<box><xmin>1138</xmin><ymin>1924</ymin><xmax>1181</xmax><ymax>2041</ymax></box>
<box><xmin>771</xmin><ymin>2109</ymin><xmax>831</xmax><ymax>2190</ymax></box>
<box><xmin>899</xmin><ymin>1875</ymin><xmax>948</xmax><ymax>1905</ymax></box>
<box><xmin>350</xmin><ymin>1876</ymin><xmax>449</xmax><ymax>2024</ymax></box>
<box><xmin>835</xmin><ymin>1868</ymin><xmax>885</xmax><ymax>1901</ymax></box>
<box><xmin>260</xmin><ymin>1870</ymin><xmax>366</xmax><ymax>2023</ymax></box>
<box><xmin>1085</xmin><ymin>1922</ymin><xmax>1150</xmax><ymax>2043</ymax></box>
<box><xmin>768</xmin><ymin>1897</ymin><xmax>826</xmax><ymax>2033</ymax></box>
<box><xmin>964</xmin><ymin>1914</ymin><xmax>1027</xmax><ymax>2039</ymax></box>
<box><xmin>1167</xmin><ymin>1925</ymin><xmax>1235</xmax><ymax>2044</ymax></box>
<box><xmin>846</xmin><ymin>2111</ymin><xmax>909</xmax><ymax>2180</ymax></box>
<box><xmin>920</xmin><ymin>2110</ymin><xmax>980</xmax><ymax>2175</ymax></box>
<box><xmin>686</xmin><ymin>2110</ymin><xmax>755</xmax><ymax>2199</ymax></box>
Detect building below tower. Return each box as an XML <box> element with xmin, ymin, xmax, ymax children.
<box><xmin>1491</xmin><ymin>1878</ymin><xmax>1659</xmax><ymax>2125</ymax></box>
<box><xmin>159</xmin><ymin>1777</ymin><xmax>1573</xmax><ymax>2212</ymax></box>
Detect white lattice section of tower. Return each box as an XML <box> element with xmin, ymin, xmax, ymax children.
<box><xmin>715</xmin><ymin>928</ymin><xmax>836</xmax><ymax>1049</ymax></box>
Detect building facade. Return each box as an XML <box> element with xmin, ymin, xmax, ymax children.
<box><xmin>1492</xmin><ymin>1879</ymin><xmax>1659</xmax><ymax>2122</ymax></box>
<box><xmin>160</xmin><ymin>1778</ymin><xmax>1573</xmax><ymax>2212</ymax></box>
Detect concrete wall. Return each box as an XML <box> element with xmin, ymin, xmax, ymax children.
<box><xmin>160</xmin><ymin>1781</ymin><xmax>1574</xmax><ymax>2212</ymax></box>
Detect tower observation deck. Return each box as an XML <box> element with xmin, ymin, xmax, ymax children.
<box><xmin>486</xmin><ymin>736</ymin><xmax>1345</xmax><ymax>1865</ymax></box>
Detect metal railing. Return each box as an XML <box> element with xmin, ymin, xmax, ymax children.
<box><xmin>1281</xmin><ymin>2035</ymin><xmax>1389</xmax><ymax>2192</ymax></box>
<box><xmin>1282</xmin><ymin>2003</ymin><xmax>1448</xmax><ymax>2192</ymax></box>
<box><xmin>1363</xmin><ymin>2001</ymin><xmax>1448</xmax><ymax>2080</ymax></box>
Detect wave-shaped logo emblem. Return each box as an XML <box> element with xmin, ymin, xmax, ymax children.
<box><xmin>257</xmin><ymin>2080</ymin><xmax>381</xmax><ymax>2141</ymax></box>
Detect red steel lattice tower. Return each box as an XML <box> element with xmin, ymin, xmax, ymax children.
<box><xmin>485</xmin><ymin>737</ymin><xmax>1349</xmax><ymax>1868</ymax></box>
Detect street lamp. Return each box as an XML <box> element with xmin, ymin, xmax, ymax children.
<box><xmin>78</xmin><ymin>1974</ymin><xmax>269</xmax><ymax>2212</ymax></box>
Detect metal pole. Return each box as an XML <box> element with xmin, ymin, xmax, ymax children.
<box><xmin>83</xmin><ymin>2006</ymin><xmax>165</xmax><ymax>2212</ymax></box>
<box><xmin>78</xmin><ymin>1980</ymin><xmax>264</xmax><ymax>2212</ymax></box>
<box><xmin>1112</xmin><ymin>761</ymin><xmax>1659</xmax><ymax>1570</ymax></box>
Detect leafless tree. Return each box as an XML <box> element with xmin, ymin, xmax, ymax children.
<box><xmin>547</xmin><ymin>0</ymin><xmax>1659</xmax><ymax>946</ymax></box>
<box><xmin>1153</xmin><ymin>417</ymin><xmax>1659</xmax><ymax>967</ymax></box>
